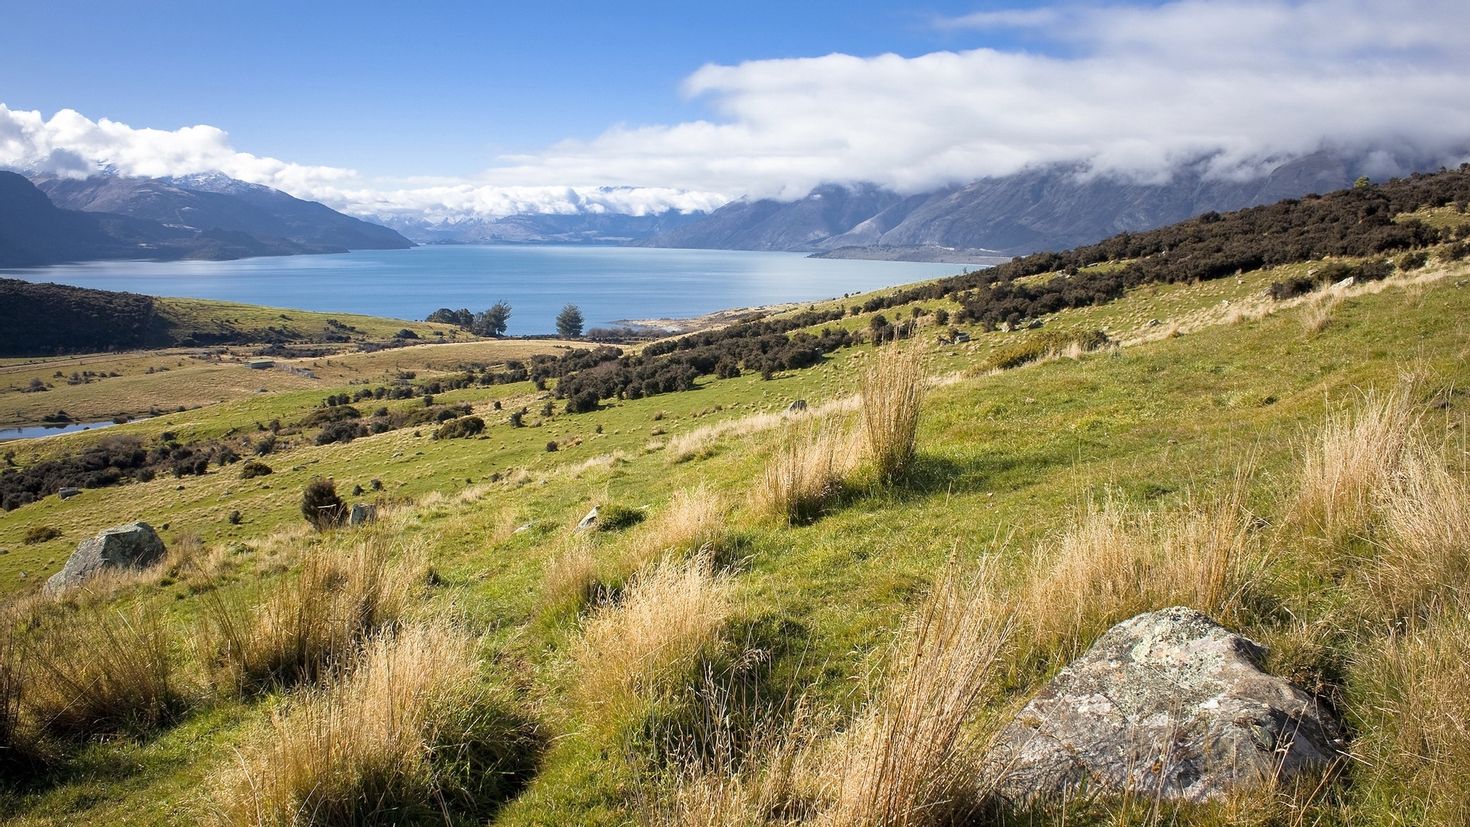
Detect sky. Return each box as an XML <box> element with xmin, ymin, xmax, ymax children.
<box><xmin>3</xmin><ymin>0</ymin><xmax>1469</xmax><ymax>220</ymax></box>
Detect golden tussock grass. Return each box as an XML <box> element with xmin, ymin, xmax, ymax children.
<box><xmin>638</xmin><ymin>485</ymin><xmax>731</xmax><ymax>560</ymax></box>
<box><xmin>1284</xmin><ymin>383</ymin><xmax>1418</xmax><ymax>555</ymax></box>
<box><xmin>860</xmin><ymin>345</ymin><xmax>924</xmax><ymax>482</ymax></box>
<box><xmin>573</xmin><ymin>552</ymin><xmax>734</xmax><ymax>724</ymax></box>
<box><xmin>1351</xmin><ymin>611</ymin><xmax>1470</xmax><ymax>824</ymax></box>
<box><xmin>1014</xmin><ymin>483</ymin><xmax>1262</xmax><ymax>667</ymax></box>
<box><xmin>754</xmin><ymin>421</ymin><xmax>862</xmax><ymax>524</ymax></box>
<box><xmin>1359</xmin><ymin>439</ymin><xmax>1470</xmax><ymax>623</ymax></box>
<box><xmin>818</xmin><ymin>563</ymin><xmax>1013</xmax><ymax>827</ymax></box>
<box><xmin>541</xmin><ymin>535</ymin><xmax>604</xmax><ymax>617</ymax></box>
<box><xmin>1299</xmin><ymin>287</ymin><xmax>1345</xmax><ymax>334</ymax></box>
<box><xmin>201</xmin><ymin>536</ymin><xmax>425</xmax><ymax>693</ymax></box>
<box><xmin>21</xmin><ymin>601</ymin><xmax>186</xmax><ymax>736</ymax></box>
<box><xmin>210</xmin><ymin>621</ymin><xmax>488</xmax><ymax>826</ymax></box>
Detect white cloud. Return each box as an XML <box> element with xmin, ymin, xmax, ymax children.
<box><xmin>4</xmin><ymin>1</ymin><xmax>1470</xmax><ymax>218</ymax></box>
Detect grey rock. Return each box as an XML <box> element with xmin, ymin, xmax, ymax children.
<box><xmin>58</xmin><ymin>486</ymin><xmax>82</xmax><ymax>500</ymax></box>
<box><xmin>787</xmin><ymin>399</ymin><xmax>808</xmax><ymax>413</ymax></box>
<box><xmin>575</xmin><ymin>507</ymin><xmax>599</xmax><ymax>532</ymax></box>
<box><xmin>44</xmin><ymin>522</ymin><xmax>166</xmax><ymax>595</ymax></box>
<box><xmin>349</xmin><ymin>503</ymin><xmax>376</xmax><ymax>526</ymax></box>
<box><xmin>985</xmin><ymin>607</ymin><xmax>1342</xmax><ymax>805</ymax></box>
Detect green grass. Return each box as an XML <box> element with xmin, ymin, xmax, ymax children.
<box><xmin>0</xmin><ymin>255</ymin><xmax>1468</xmax><ymax>824</ymax></box>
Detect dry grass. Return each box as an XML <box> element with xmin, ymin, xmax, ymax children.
<box><xmin>211</xmin><ymin>621</ymin><xmax>491</xmax><ymax>826</ymax></box>
<box><xmin>202</xmin><ymin>537</ymin><xmax>425</xmax><ymax>693</ymax></box>
<box><xmin>573</xmin><ymin>552</ymin><xmax>735</xmax><ymax>723</ymax></box>
<box><xmin>754</xmin><ymin>421</ymin><xmax>861</xmax><ymax>524</ymax></box>
<box><xmin>638</xmin><ymin>485</ymin><xmax>731</xmax><ymax>560</ymax></box>
<box><xmin>22</xmin><ymin>601</ymin><xmax>186</xmax><ymax>735</ymax></box>
<box><xmin>860</xmin><ymin>345</ymin><xmax>924</xmax><ymax>482</ymax></box>
<box><xmin>541</xmin><ymin>535</ymin><xmax>604</xmax><ymax>616</ymax></box>
<box><xmin>1351</xmin><ymin>611</ymin><xmax>1470</xmax><ymax>824</ymax></box>
<box><xmin>1284</xmin><ymin>384</ymin><xmax>1418</xmax><ymax>554</ymax></box>
<box><xmin>819</xmin><ymin>563</ymin><xmax>1013</xmax><ymax>827</ymax></box>
<box><xmin>1360</xmin><ymin>439</ymin><xmax>1470</xmax><ymax>623</ymax></box>
<box><xmin>1014</xmin><ymin>485</ymin><xmax>1261</xmax><ymax>667</ymax></box>
<box><xmin>1299</xmin><ymin>288</ymin><xmax>1345</xmax><ymax>334</ymax></box>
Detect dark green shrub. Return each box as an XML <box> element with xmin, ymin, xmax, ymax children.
<box><xmin>301</xmin><ymin>478</ymin><xmax>346</xmax><ymax>530</ymax></box>
<box><xmin>239</xmin><ymin>461</ymin><xmax>273</xmax><ymax>479</ymax></box>
<box><xmin>433</xmin><ymin>416</ymin><xmax>486</xmax><ymax>440</ymax></box>
<box><xmin>984</xmin><ymin>329</ymin><xmax>1109</xmax><ymax>371</ymax></box>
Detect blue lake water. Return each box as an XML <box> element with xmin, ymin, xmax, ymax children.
<box><xmin>1</xmin><ymin>246</ymin><xmax>963</xmax><ymax>336</ymax></box>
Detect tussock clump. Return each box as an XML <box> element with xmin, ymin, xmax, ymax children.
<box><xmin>1015</xmin><ymin>487</ymin><xmax>1261</xmax><ymax>667</ymax></box>
<box><xmin>1351</xmin><ymin>612</ymin><xmax>1470</xmax><ymax>824</ymax></box>
<box><xmin>860</xmin><ymin>345</ymin><xmax>925</xmax><ymax>482</ymax></box>
<box><xmin>212</xmin><ymin>621</ymin><xmax>524</xmax><ymax>825</ymax></box>
<box><xmin>1299</xmin><ymin>287</ymin><xmax>1345</xmax><ymax>334</ymax></box>
<box><xmin>755</xmin><ymin>421</ymin><xmax>860</xmax><ymax>524</ymax></box>
<box><xmin>640</xmin><ymin>486</ymin><xmax>731</xmax><ymax>560</ymax></box>
<box><xmin>202</xmin><ymin>538</ymin><xmax>424</xmax><ymax>693</ymax></box>
<box><xmin>820</xmin><ymin>563</ymin><xmax>1013</xmax><ymax>826</ymax></box>
<box><xmin>22</xmin><ymin>602</ymin><xmax>185</xmax><ymax>736</ymax></box>
<box><xmin>573</xmin><ymin>553</ymin><xmax>734</xmax><ymax>724</ymax></box>
<box><xmin>541</xmin><ymin>536</ymin><xmax>604</xmax><ymax>616</ymax></box>
<box><xmin>1285</xmin><ymin>384</ymin><xmax>1418</xmax><ymax>554</ymax></box>
<box><xmin>1361</xmin><ymin>438</ymin><xmax>1470</xmax><ymax>623</ymax></box>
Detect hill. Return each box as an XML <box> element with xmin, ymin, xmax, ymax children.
<box><xmin>35</xmin><ymin>173</ymin><xmax>412</xmax><ymax>252</ymax></box>
<box><xmin>2</xmin><ymin>170</ymin><xmax>1470</xmax><ymax>824</ymax></box>
<box><xmin>0</xmin><ymin>278</ymin><xmax>458</xmax><ymax>358</ymax></box>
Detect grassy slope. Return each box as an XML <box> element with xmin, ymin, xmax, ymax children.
<box><xmin>0</xmin><ymin>256</ymin><xmax>1467</xmax><ymax>824</ymax></box>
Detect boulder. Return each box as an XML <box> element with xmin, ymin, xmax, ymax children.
<box><xmin>575</xmin><ymin>507</ymin><xmax>599</xmax><ymax>531</ymax></box>
<box><xmin>44</xmin><ymin>522</ymin><xmax>166</xmax><ymax>595</ymax></box>
<box><xmin>984</xmin><ymin>607</ymin><xmax>1343</xmax><ymax>805</ymax></box>
<box><xmin>787</xmin><ymin>399</ymin><xmax>808</xmax><ymax>413</ymax></box>
<box><xmin>349</xmin><ymin>503</ymin><xmax>376</xmax><ymax>526</ymax></box>
<box><xmin>58</xmin><ymin>486</ymin><xmax>82</xmax><ymax>500</ymax></box>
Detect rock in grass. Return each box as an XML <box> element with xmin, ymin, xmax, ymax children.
<box><xmin>985</xmin><ymin>607</ymin><xmax>1343</xmax><ymax>805</ymax></box>
<box><xmin>349</xmin><ymin>503</ymin><xmax>376</xmax><ymax>526</ymax></box>
<box><xmin>575</xmin><ymin>506</ymin><xmax>599</xmax><ymax>531</ymax></box>
<box><xmin>44</xmin><ymin>522</ymin><xmax>166</xmax><ymax>595</ymax></box>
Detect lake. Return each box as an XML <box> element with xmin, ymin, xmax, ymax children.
<box><xmin>1</xmin><ymin>246</ymin><xmax>964</xmax><ymax>336</ymax></box>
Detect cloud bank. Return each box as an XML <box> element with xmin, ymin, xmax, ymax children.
<box><xmin>5</xmin><ymin>0</ymin><xmax>1470</xmax><ymax>218</ymax></box>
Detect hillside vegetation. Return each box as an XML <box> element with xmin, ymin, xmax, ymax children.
<box><xmin>1</xmin><ymin>171</ymin><xmax>1470</xmax><ymax>825</ymax></box>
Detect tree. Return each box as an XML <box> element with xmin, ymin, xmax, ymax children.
<box><xmin>473</xmin><ymin>301</ymin><xmax>512</xmax><ymax>337</ymax></box>
<box><xmin>556</xmin><ymin>304</ymin><xmax>585</xmax><ymax>339</ymax></box>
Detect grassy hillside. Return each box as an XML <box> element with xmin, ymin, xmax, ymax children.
<box><xmin>2</xmin><ymin>178</ymin><xmax>1470</xmax><ymax>824</ymax></box>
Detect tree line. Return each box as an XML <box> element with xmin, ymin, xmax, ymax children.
<box><xmin>426</xmin><ymin>302</ymin><xmax>584</xmax><ymax>338</ymax></box>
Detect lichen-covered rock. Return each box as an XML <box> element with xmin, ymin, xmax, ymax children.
<box><xmin>575</xmin><ymin>507</ymin><xmax>599</xmax><ymax>531</ymax></box>
<box><xmin>985</xmin><ymin>607</ymin><xmax>1343</xmax><ymax>804</ymax></box>
<box><xmin>44</xmin><ymin>522</ymin><xmax>166</xmax><ymax>595</ymax></box>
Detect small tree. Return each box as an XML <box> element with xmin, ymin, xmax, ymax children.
<box><xmin>474</xmin><ymin>301</ymin><xmax>512</xmax><ymax>337</ymax></box>
<box><xmin>556</xmin><ymin>304</ymin><xmax>585</xmax><ymax>339</ymax></box>
<box><xmin>301</xmin><ymin>478</ymin><xmax>346</xmax><ymax>530</ymax></box>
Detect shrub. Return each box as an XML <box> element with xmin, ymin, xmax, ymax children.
<box><xmin>433</xmin><ymin>415</ymin><xmax>485</xmax><ymax>440</ymax></box>
<box><xmin>301</xmin><ymin>478</ymin><xmax>346</xmax><ymax>530</ymax></box>
<box><xmin>546</xmin><ymin>441</ymin><xmax>559</xmax><ymax>453</ymax></box>
<box><xmin>23</xmin><ymin>525</ymin><xmax>60</xmax><ymax>545</ymax></box>
<box><xmin>860</xmin><ymin>345</ymin><xmax>924</xmax><ymax>482</ymax></box>
<box><xmin>22</xmin><ymin>603</ymin><xmax>185</xmax><ymax>736</ymax></box>
<box><xmin>212</xmin><ymin>621</ymin><xmax>529</xmax><ymax>825</ymax></box>
<box><xmin>315</xmin><ymin>420</ymin><xmax>363</xmax><ymax>445</ymax></box>
<box><xmin>238</xmin><ymin>460</ymin><xmax>272</xmax><ymax>479</ymax></box>
<box><xmin>567</xmin><ymin>389</ymin><xmax>600</xmax><ymax>414</ymax></box>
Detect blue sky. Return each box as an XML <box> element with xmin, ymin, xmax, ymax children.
<box><xmin>0</xmin><ymin>0</ymin><xmax>1066</xmax><ymax>178</ymax></box>
<box><xmin>2</xmin><ymin>1</ymin><xmax>1466</xmax><ymax>220</ymax></box>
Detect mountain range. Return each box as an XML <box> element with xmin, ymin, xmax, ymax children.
<box><xmin>644</xmin><ymin>151</ymin><xmax>1388</xmax><ymax>257</ymax></box>
<box><xmin>0</xmin><ymin>171</ymin><xmax>411</xmax><ymax>268</ymax></box>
